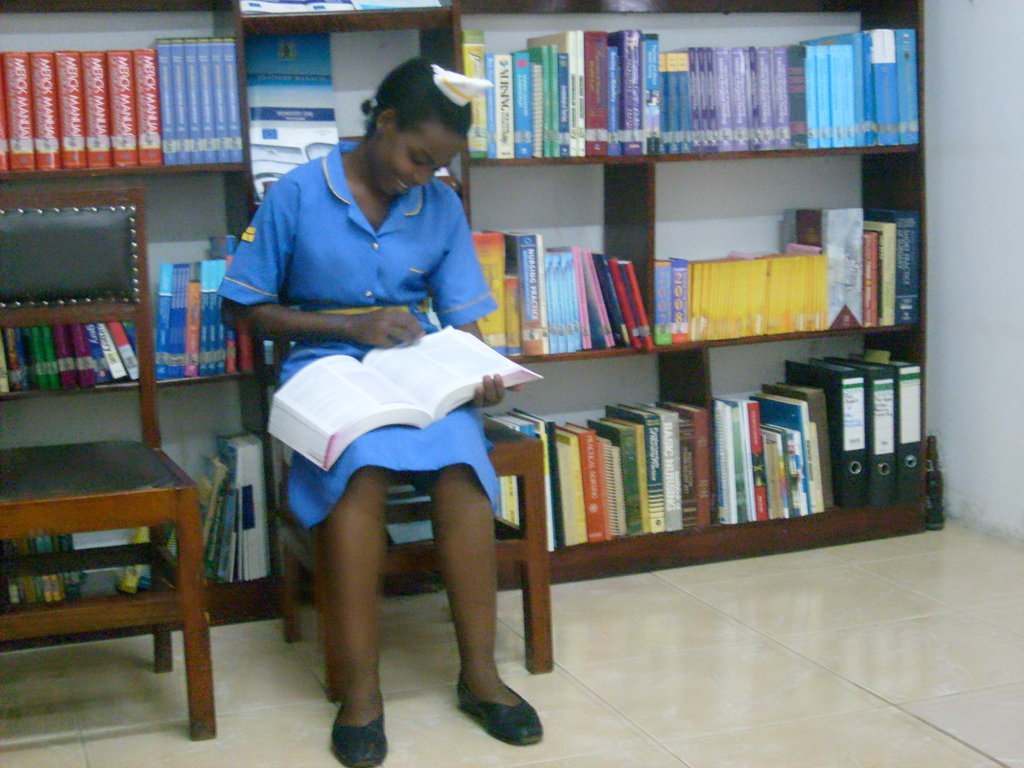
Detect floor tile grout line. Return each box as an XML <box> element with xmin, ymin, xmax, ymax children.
<box><xmin>646</xmin><ymin>560</ymin><xmax>1020</xmax><ymax>766</ymax></box>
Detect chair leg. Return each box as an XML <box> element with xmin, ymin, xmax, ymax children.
<box><xmin>519</xmin><ymin>460</ymin><xmax>553</xmax><ymax>674</ymax></box>
<box><xmin>280</xmin><ymin>540</ymin><xmax>302</xmax><ymax>644</ymax></box>
<box><xmin>153</xmin><ymin>625</ymin><xmax>173</xmax><ymax>673</ymax></box>
<box><xmin>176</xmin><ymin>489</ymin><xmax>217</xmax><ymax>740</ymax></box>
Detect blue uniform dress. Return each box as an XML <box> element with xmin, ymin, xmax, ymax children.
<box><xmin>218</xmin><ymin>141</ymin><xmax>499</xmax><ymax>528</ymax></box>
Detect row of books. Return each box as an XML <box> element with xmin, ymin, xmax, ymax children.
<box><xmin>3</xmin><ymin>528</ymin><xmax>153</xmax><ymax>607</ymax></box>
<box><xmin>156</xmin><ymin>238</ymin><xmax>253</xmax><ymax>380</ymax></box>
<box><xmin>492</xmin><ymin>404</ymin><xmax>712</xmax><ymax>551</ymax></box>
<box><xmin>654</xmin><ymin>252</ymin><xmax>829</xmax><ymax>344</ymax></box>
<box><xmin>239</xmin><ymin>0</ymin><xmax>439</xmax><ymax>11</ymax></box>
<box><xmin>473</xmin><ymin>231</ymin><xmax>654</xmax><ymax>358</ymax></box>
<box><xmin>0</xmin><ymin>40</ymin><xmax>242</xmax><ymax>172</ymax></box>
<box><xmin>462</xmin><ymin>27</ymin><xmax>918</xmax><ymax>161</ymax></box>
<box><xmin>785</xmin><ymin>207</ymin><xmax>921</xmax><ymax>330</ymax></box>
<box><xmin>713</xmin><ymin>351</ymin><xmax>922</xmax><ymax>524</ymax></box>
<box><xmin>199</xmin><ymin>433</ymin><xmax>271</xmax><ymax>583</ymax></box>
<box><xmin>0</xmin><ymin>321</ymin><xmax>139</xmax><ymax>394</ymax></box>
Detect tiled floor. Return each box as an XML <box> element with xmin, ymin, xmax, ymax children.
<box><xmin>3</xmin><ymin>521</ymin><xmax>1024</xmax><ymax>767</ymax></box>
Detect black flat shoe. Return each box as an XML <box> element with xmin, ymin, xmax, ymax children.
<box><xmin>456</xmin><ymin>677</ymin><xmax>543</xmax><ymax>746</ymax></box>
<box><xmin>330</xmin><ymin>712</ymin><xmax>387</xmax><ymax>768</ymax></box>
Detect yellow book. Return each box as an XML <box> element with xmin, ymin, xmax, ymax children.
<box><xmin>462</xmin><ymin>30</ymin><xmax>488</xmax><ymax>158</ymax></box>
<box><xmin>554</xmin><ymin>428</ymin><xmax>587</xmax><ymax>546</ymax></box>
<box><xmin>504</xmin><ymin>274</ymin><xmax>522</xmax><ymax>355</ymax></box>
<box><xmin>688</xmin><ymin>260</ymin><xmax>704</xmax><ymax>341</ymax></box>
<box><xmin>471</xmin><ymin>231</ymin><xmax>508</xmax><ymax>352</ymax></box>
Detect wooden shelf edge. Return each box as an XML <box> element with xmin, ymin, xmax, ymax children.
<box><xmin>509</xmin><ymin>324</ymin><xmax>919</xmax><ymax>365</ymax></box>
<box><xmin>0</xmin><ymin>372</ymin><xmax>257</xmax><ymax>402</ymax></box>
<box><xmin>241</xmin><ymin>6</ymin><xmax>453</xmax><ymax>35</ymax></box>
<box><xmin>471</xmin><ymin>144</ymin><xmax>919</xmax><ymax>169</ymax></box>
<box><xmin>0</xmin><ymin>164</ymin><xmax>246</xmax><ymax>182</ymax></box>
<box><xmin>547</xmin><ymin>503</ymin><xmax>925</xmax><ymax>583</ymax></box>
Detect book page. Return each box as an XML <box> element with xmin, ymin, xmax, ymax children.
<box><xmin>364</xmin><ymin>327</ymin><xmax>542</xmax><ymax>419</ymax></box>
<box><xmin>269</xmin><ymin>355</ymin><xmax>431</xmax><ymax>469</ymax></box>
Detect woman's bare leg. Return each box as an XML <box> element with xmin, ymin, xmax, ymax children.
<box><xmin>319</xmin><ymin>465</ymin><xmax>395</xmax><ymax>725</ymax></box>
<box><xmin>428</xmin><ymin>464</ymin><xmax>519</xmax><ymax>705</ymax></box>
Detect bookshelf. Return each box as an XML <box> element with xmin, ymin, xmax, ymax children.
<box><xmin>0</xmin><ymin>0</ymin><xmax>927</xmax><ymax>616</ymax></box>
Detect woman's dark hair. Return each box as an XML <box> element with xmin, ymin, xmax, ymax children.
<box><xmin>361</xmin><ymin>56</ymin><xmax>472</xmax><ymax>138</ymax></box>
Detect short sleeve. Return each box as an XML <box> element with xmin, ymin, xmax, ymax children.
<box><xmin>218</xmin><ymin>178</ymin><xmax>300</xmax><ymax>306</ymax></box>
<box><xmin>426</xmin><ymin>188</ymin><xmax>498</xmax><ymax>328</ymax></box>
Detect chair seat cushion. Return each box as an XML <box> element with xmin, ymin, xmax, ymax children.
<box><xmin>0</xmin><ymin>441</ymin><xmax>185</xmax><ymax>503</ymax></box>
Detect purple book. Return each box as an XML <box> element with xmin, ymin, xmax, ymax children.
<box><xmin>751</xmin><ymin>46</ymin><xmax>774</xmax><ymax>151</ymax></box>
<box><xmin>608</xmin><ymin>30</ymin><xmax>643</xmax><ymax>156</ymax></box>
<box><xmin>770</xmin><ymin>45</ymin><xmax>791</xmax><ymax>149</ymax></box>
<box><xmin>729</xmin><ymin>46</ymin><xmax>751</xmax><ymax>152</ymax></box>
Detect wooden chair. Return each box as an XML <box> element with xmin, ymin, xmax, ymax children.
<box><xmin>0</xmin><ymin>188</ymin><xmax>216</xmax><ymax>741</ymax></box>
<box><xmin>268</xmin><ymin>345</ymin><xmax>554</xmax><ymax>701</ymax></box>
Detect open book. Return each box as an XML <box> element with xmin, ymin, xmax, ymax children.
<box><xmin>269</xmin><ymin>327</ymin><xmax>543</xmax><ymax>470</ymax></box>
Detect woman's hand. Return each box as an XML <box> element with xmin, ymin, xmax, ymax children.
<box><xmin>474</xmin><ymin>374</ymin><xmax>507</xmax><ymax>408</ymax></box>
<box><xmin>347</xmin><ymin>308</ymin><xmax>425</xmax><ymax>348</ymax></box>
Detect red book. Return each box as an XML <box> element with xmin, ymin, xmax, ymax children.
<box><xmin>68</xmin><ymin>323</ymin><xmax>97</xmax><ymax>387</ymax></box>
<box><xmin>81</xmin><ymin>51</ymin><xmax>112</xmax><ymax>168</ymax></box>
<box><xmin>618</xmin><ymin>259</ymin><xmax>655</xmax><ymax>350</ymax></box>
<box><xmin>106</xmin><ymin>50</ymin><xmax>138</xmax><ymax>167</ymax></box>
<box><xmin>50</xmin><ymin>324</ymin><xmax>79</xmax><ymax>388</ymax></box>
<box><xmin>564</xmin><ymin>423</ymin><xmax>610</xmax><ymax>542</ymax></box>
<box><xmin>28</xmin><ymin>52</ymin><xmax>60</xmax><ymax>170</ymax></box>
<box><xmin>606</xmin><ymin>257</ymin><xmax>642</xmax><ymax>350</ymax></box>
<box><xmin>54</xmin><ymin>51</ymin><xmax>86</xmax><ymax>169</ymax></box>
<box><xmin>2</xmin><ymin>51</ymin><xmax>35</xmax><ymax>170</ymax></box>
<box><xmin>744</xmin><ymin>400</ymin><xmax>769</xmax><ymax>521</ymax></box>
<box><xmin>583</xmin><ymin>31</ymin><xmax>609</xmax><ymax>157</ymax></box>
<box><xmin>184</xmin><ymin>279</ymin><xmax>201</xmax><ymax>377</ymax></box>
<box><xmin>0</xmin><ymin>64</ymin><xmax>9</xmax><ymax>171</ymax></box>
<box><xmin>132</xmin><ymin>49</ymin><xmax>162</xmax><ymax>166</ymax></box>
<box><xmin>106</xmin><ymin>320</ymin><xmax>140</xmax><ymax>380</ymax></box>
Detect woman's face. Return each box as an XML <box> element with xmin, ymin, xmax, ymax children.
<box><xmin>371</xmin><ymin>110</ymin><xmax>466</xmax><ymax>198</ymax></box>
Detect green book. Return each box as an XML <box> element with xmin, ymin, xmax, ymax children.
<box><xmin>589</xmin><ymin>417</ymin><xmax>644</xmax><ymax>536</ymax></box>
<box><xmin>605</xmin><ymin>404</ymin><xmax>665</xmax><ymax>533</ymax></box>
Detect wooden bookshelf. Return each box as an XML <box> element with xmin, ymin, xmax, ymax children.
<box><xmin>1</xmin><ymin>0</ymin><xmax>927</xmax><ymax>613</ymax></box>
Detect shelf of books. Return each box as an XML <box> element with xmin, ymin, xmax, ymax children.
<box><xmin>461</xmin><ymin>1</ymin><xmax>926</xmax><ymax>584</ymax></box>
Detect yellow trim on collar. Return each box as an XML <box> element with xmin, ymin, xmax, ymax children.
<box><xmin>323</xmin><ymin>154</ymin><xmax>351</xmax><ymax>204</ymax></box>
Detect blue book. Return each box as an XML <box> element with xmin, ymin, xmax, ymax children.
<box><xmin>155</xmin><ymin>40</ymin><xmax>180</xmax><ymax>165</ymax></box>
<box><xmin>677</xmin><ymin>55</ymin><xmax>693</xmax><ymax>153</ymax></box>
<box><xmin>804</xmin><ymin>45</ymin><xmax>820</xmax><ymax>149</ymax></box>
<box><xmin>155</xmin><ymin>263</ymin><xmax>174</xmax><ymax>379</ymax></box>
<box><xmin>556</xmin><ymin>51</ymin><xmax>570</xmax><ymax>158</ymax></box>
<box><xmin>83</xmin><ymin>323</ymin><xmax>112</xmax><ymax>384</ymax></box>
<box><xmin>669</xmin><ymin>258</ymin><xmax>689</xmax><ymax>342</ymax></box>
<box><xmin>219</xmin><ymin>39</ymin><xmax>243</xmax><ymax>162</ymax></box>
<box><xmin>813</xmin><ymin>45</ymin><xmax>832</xmax><ymax>149</ymax></box>
<box><xmin>642</xmin><ymin>33</ymin><xmax>660</xmax><ymax>154</ymax></box>
<box><xmin>895</xmin><ymin>29</ymin><xmax>919</xmax><ymax>144</ymax></box>
<box><xmin>169</xmin><ymin>39</ymin><xmax>193</xmax><ymax>163</ymax></box>
<box><xmin>198</xmin><ymin>261</ymin><xmax>220</xmax><ymax>376</ymax></box>
<box><xmin>828</xmin><ymin>44</ymin><xmax>855</xmax><ymax>148</ymax></box>
<box><xmin>196</xmin><ymin>38</ymin><xmax>218</xmax><ymax>163</ymax></box>
<box><xmin>802</xmin><ymin>32</ymin><xmax>868</xmax><ymax>146</ymax></box>
<box><xmin>652</xmin><ymin>259</ymin><xmax>672</xmax><ymax>345</ymax></box>
<box><xmin>591</xmin><ymin>253</ymin><xmax>628</xmax><ymax>347</ymax></box>
<box><xmin>208</xmin><ymin>37</ymin><xmax>230</xmax><ymax>162</ymax></box>
<box><xmin>751</xmin><ymin>394</ymin><xmax>812</xmax><ymax>517</ymax></box>
<box><xmin>608</xmin><ymin>30</ymin><xmax>642</xmax><ymax>156</ymax></box>
<box><xmin>182</xmin><ymin>39</ymin><xmax>205</xmax><ymax>164</ymax></box>
<box><xmin>606</xmin><ymin>44</ymin><xmax>621</xmax><ymax>155</ymax></box>
<box><xmin>511</xmin><ymin>51</ymin><xmax>533</xmax><ymax>158</ymax></box>
<box><xmin>869</xmin><ymin>29</ymin><xmax>899</xmax><ymax>145</ymax></box>
<box><xmin>563</xmin><ymin>249</ymin><xmax>582</xmax><ymax>352</ymax></box>
<box><xmin>484</xmin><ymin>53</ymin><xmax>496</xmax><ymax>158</ymax></box>
<box><xmin>170</xmin><ymin>263</ymin><xmax>191</xmax><ymax>378</ymax></box>
<box><xmin>543</xmin><ymin>248</ymin><xmax>563</xmax><ymax>354</ymax></box>
<box><xmin>659</xmin><ymin>58</ymin><xmax>675</xmax><ymax>154</ymax></box>
<box><xmin>866</xmin><ymin>208</ymin><xmax>920</xmax><ymax>324</ymax></box>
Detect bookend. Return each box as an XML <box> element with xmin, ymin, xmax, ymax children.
<box><xmin>0</xmin><ymin>189</ymin><xmax>216</xmax><ymax>740</ymax></box>
<box><xmin>266</xmin><ymin>341</ymin><xmax>554</xmax><ymax>701</ymax></box>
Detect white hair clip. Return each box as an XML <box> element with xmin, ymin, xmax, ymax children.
<box><xmin>431</xmin><ymin>63</ymin><xmax>492</xmax><ymax>106</ymax></box>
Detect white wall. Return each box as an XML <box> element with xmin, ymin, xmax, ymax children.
<box><xmin>924</xmin><ymin>0</ymin><xmax>1024</xmax><ymax>539</ymax></box>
